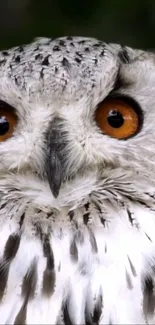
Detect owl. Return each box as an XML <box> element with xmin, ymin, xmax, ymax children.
<box><xmin>0</xmin><ymin>36</ymin><xmax>154</xmax><ymax>325</ymax></box>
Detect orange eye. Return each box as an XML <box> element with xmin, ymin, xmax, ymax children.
<box><xmin>95</xmin><ymin>98</ymin><xmax>142</xmax><ymax>140</ymax></box>
<box><xmin>0</xmin><ymin>102</ymin><xmax>18</xmax><ymax>142</ymax></box>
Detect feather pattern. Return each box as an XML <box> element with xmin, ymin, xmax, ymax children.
<box><xmin>0</xmin><ymin>172</ymin><xmax>154</xmax><ymax>324</ymax></box>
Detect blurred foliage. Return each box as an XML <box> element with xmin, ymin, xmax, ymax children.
<box><xmin>0</xmin><ymin>0</ymin><xmax>155</xmax><ymax>49</ymax></box>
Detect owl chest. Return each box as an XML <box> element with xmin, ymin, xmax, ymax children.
<box><xmin>0</xmin><ymin>199</ymin><xmax>154</xmax><ymax>324</ymax></box>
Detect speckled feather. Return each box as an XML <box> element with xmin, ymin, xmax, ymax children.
<box><xmin>0</xmin><ymin>36</ymin><xmax>155</xmax><ymax>324</ymax></box>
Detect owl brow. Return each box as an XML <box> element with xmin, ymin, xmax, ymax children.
<box><xmin>112</xmin><ymin>47</ymin><xmax>135</xmax><ymax>93</ymax></box>
<box><xmin>118</xmin><ymin>46</ymin><xmax>131</xmax><ymax>64</ymax></box>
<box><xmin>112</xmin><ymin>71</ymin><xmax>123</xmax><ymax>92</ymax></box>
<box><xmin>111</xmin><ymin>69</ymin><xmax>133</xmax><ymax>93</ymax></box>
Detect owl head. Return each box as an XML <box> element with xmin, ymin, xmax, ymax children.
<box><xmin>0</xmin><ymin>37</ymin><xmax>154</xmax><ymax>208</ymax></box>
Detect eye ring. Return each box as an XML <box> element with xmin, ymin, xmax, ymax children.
<box><xmin>95</xmin><ymin>95</ymin><xmax>143</xmax><ymax>140</ymax></box>
<box><xmin>0</xmin><ymin>101</ymin><xmax>18</xmax><ymax>142</ymax></box>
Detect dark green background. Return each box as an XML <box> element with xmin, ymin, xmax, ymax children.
<box><xmin>0</xmin><ymin>0</ymin><xmax>154</xmax><ymax>50</ymax></box>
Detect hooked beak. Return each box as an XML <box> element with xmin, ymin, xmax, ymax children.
<box><xmin>44</xmin><ymin>117</ymin><xmax>68</xmax><ymax>198</ymax></box>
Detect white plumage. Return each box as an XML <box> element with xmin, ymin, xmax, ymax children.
<box><xmin>0</xmin><ymin>36</ymin><xmax>154</xmax><ymax>324</ymax></box>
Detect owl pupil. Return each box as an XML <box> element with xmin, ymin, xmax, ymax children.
<box><xmin>0</xmin><ymin>116</ymin><xmax>9</xmax><ymax>135</ymax></box>
<box><xmin>107</xmin><ymin>109</ymin><xmax>124</xmax><ymax>128</ymax></box>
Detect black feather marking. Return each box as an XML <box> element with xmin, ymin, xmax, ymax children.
<box><xmin>68</xmin><ymin>210</ymin><xmax>74</xmax><ymax>221</ymax></box>
<box><xmin>145</xmin><ymin>232</ymin><xmax>152</xmax><ymax>242</ymax></box>
<box><xmin>75</xmin><ymin>230</ymin><xmax>84</xmax><ymax>244</ymax></box>
<box><xmin>0</xmin><ymin>202</ymin><xmax>7</xmax><ymax>209</ymax></box>
<box><xmin>92</xmin><ymin>200</ymin><xmax>106</xmax><ymax>226</ymax></box>
<box><xmin>0</xmin><ymin>261</ymin><xmax>10</xmax><ymax>300</ymax></box>
<box><xmin>0</xmin><ymin>234</ymin><xmax>21</xmax><ymax>300</ymax></box>
<box><xmin>143</xmin><ymin>275</ymin><xmax>155</xmax><ymax>316</ymax></box>
<box><xmin>83</xmin><ymin>203</ymin><xmax>90</xmax><ymax>225</ymax></box>
<box><xmin>40</xmin><ymin>67</ymin><xmax>44</xmax><ymax>78</ymax></box>
<box><xmin>0</xmin><ymin>59</ymin><xmax>6</xmax><ymax>65</ymax></box>
<box><xmin>42</xmin><ymin>235</ymin><xmax>55</xmax><ymax>296</ymax></box>
<box><xmin>88</xmin><ymin>229</ymin><xmax>98</xmax><ymax>253</ymax></box>
<box><xmin>85</xmin><ymin>47</ymin><xmax>90</xmax><ymax>52</ymax></box>
<box><xmin>100</xmin><ymin>50</ymin><xmax>104</xmax><ymax>56</ymax></box>
<box><xmin>85</xmin><ymin>293</ymin><xmax>103</xmax><ymax>325</ymax></box>
<box><xmin>14</xmin><ymin>260</ymin><xmax>37</xmax><ymax>324</ymax></box>
<box><xmin>53</xmin><ymin>45</ymin><xmax>61</xmax><ymax>51</ymax></box>
<box><xmin>66</xmin><ymin>36</ymin><xmax>73</xmax><ymax>41</ymax></box>
<box><xmin>42</xmin><ymin>55</ymin><xmax>50</xmax><ymax>66</ymax></box>
<box><xmin>75</xmin><ymin>51</ymin><xmax>83</xmax><ymax>58</ymax></box>
<box><xmin>85</xmin><ymin>202</ymin><xmax>90</xmax><ymax>211</ymax></box>
<box><xmin>78</xmin><ymin>40</ymin><xmax>86</xmax><ymax>45</ymax></box>
<box><xmin>126</xmin><ymin>270</ymin><xmax>133</xmax><ymax>289</ymax></box>
<box><xmin>70</xmin><ymin>237</ymin><xmax>78</xmax><ymax>262</ymax></box>
<box><xmin>2</xmin><ymin>51</ymin><xmax>9</xmax><ymax>56</ymax></box>
<box><xmin>42</xmin><ymin>266</ymin><xmax>55</xmax><ymax>296</ymax></box>
<box><xmin>14</xmin><ymin>305</ymin><xmax>26</xmax><ymax>324</ymax></box>
<box><xmin>92</xmin><ymin>200</ymin><xmax>101</xmax><ymax>213</ymax></box>
<box><xmin>93</xmin><ymin>303</ymin><xmax>102</xmax><ymax>323</ymax></box>
<box><xmin>4</xmin><ymin>234</ymin><xmax>20</xmax><ymax>261</ymax></box>
<box><xmin>22</xmin><ymin>260</ymin><xmax>37</xmax><ymax>299</ymax></box>
<box><xmin>83</xmin><ymin>212</ymin><xmax>90</xmax><ymax>225</ymax></box>
<box><xmin>75</xmin><ymin>57</ymin><xmax>81</xmax><ymax>64</ymax></box>
<box><xmin>35</xmin><ymin>53</ymin><xmax>42</xmax><ymax>60</ymax></box>
<box><xmin>15</xmin><ymin>55</ymin><xmax>21</xmax><ymax>63</ymax></box>
<box><xmin>19</xmin><ymin>213</ymin><xmax>25</xmax><ymax>229</ymax></box>
<box><xmin>127</xmin><ymin>256</ymin><xmax>137</xmax><ymax>277</ymax></box>
<box><xmin>85</xmin><ymin>316</ymin><xmax>93</xmax><ymax>325</ymax></box>
<box><xmin>63</xmin><ymin>303</ymin><xmax>73</xmax><ymax>325</ymax></box>
<box><xmin>14</xmin><ymin>302</ymin><xmax>27</xmax><ymax>325</ymax></box>
<box><xmin>100</xmin><ymin>217</ymin><xmax>106</xmax><ymax>227</ymax></box>
<box><xmin>62</xmin><ymin>57</ymin><xmax>70</xmax><ymax>68</ymax></box>
<box><xmin>126</xmin><ymin>208</ymin><xmax>134</xmax><ymax>225</ymax></box>
<box><xmin>59</xmin><ymin>40</ymin><xmax>65</xmax><ymax>46</ymax></box>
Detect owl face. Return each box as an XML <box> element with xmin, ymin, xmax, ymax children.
<box><xmin>0</xmin><ymin>37</ymin><xmax>154</xmax><ymax>202</ymax></box>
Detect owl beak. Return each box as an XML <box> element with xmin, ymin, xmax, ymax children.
<box><xmin>46</xmin><ymin>150</ymin><xmax>63</xmax><ymax>198</ymax></box>
<box><xmin>45</xmin><ymin>118</ymin><xmax>67</xmax><ymax>198</ymax></box>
